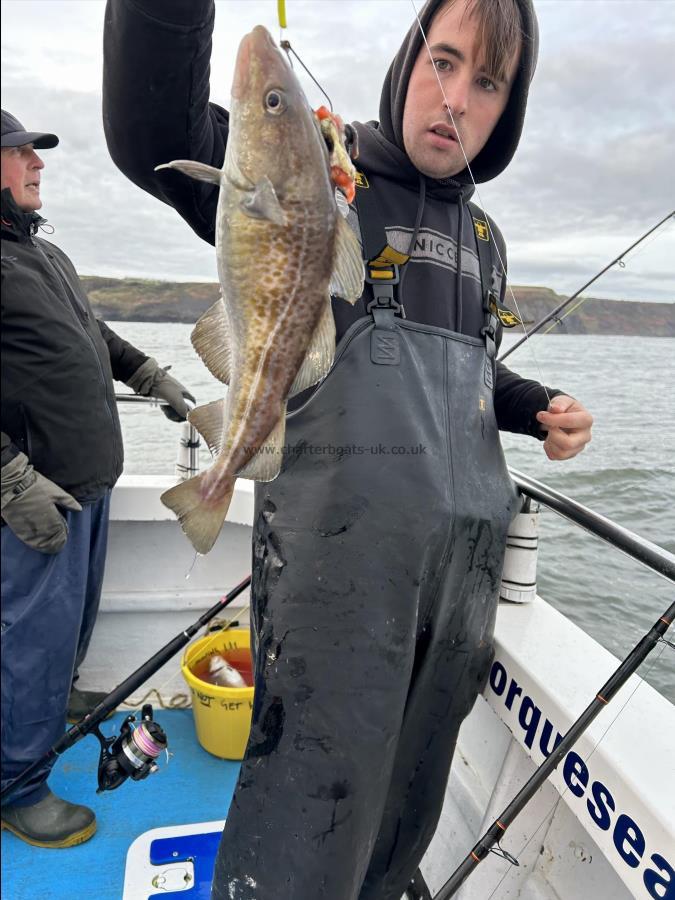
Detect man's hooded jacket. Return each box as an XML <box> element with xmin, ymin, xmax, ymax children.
<box><xmin>102</xmin><ymin>0</ymin><xmax>557</xmax><ymax>436</ymax></box>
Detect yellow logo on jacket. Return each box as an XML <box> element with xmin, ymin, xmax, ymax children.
<box><xmin>473</xmin><ymin>218</ymin><xmax>489</xmax><ymax>241</ymax></box>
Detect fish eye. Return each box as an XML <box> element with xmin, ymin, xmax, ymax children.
<box><xmin>265</xmin><ymin>89</ymin><xmax>286</xmax><ymax>114</ymax></box>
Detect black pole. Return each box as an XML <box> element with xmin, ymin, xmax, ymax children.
<box><xmin>433</xmin><ymin>599</ymin><xmax>675</xmax><ymax>899</ymax></box>
<box><xmin>0</xmin><ymin>575</ymin><xmax>251</xmax><ymax>805</ymax></box>
<box><xmin>509</xmin><ymin>468</ymin><xmax>675</xmax><ymax>583</ymax></box>
<box><xmin>499</xmin><ymin>210</ymin><xmax>675</xmax><ymax>362</ymax></box>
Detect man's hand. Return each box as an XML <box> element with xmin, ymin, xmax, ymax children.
<box><xmin>126</xmin><ymin>357</ymin><xmax>196</xmax><ymax>422</ymax></box>
<box><xmin>1</xmin><ymin>452</ymin><xmax>82</xmax><ymax>553</ymax></box>
<box><xmin>536</xmin><ymin>395</ymin><xmax>593</xmax><ymax>461</ymax></box>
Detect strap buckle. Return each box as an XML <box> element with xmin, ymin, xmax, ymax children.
<box><xmin>365</xmin><ymin>264</ymin><xmax>405</xmax><ymax>317</ymax></box>
<box><xmin>481</xmin><ymin>289</ymin><xmax>499</xmax><ymax>359</ymax></box>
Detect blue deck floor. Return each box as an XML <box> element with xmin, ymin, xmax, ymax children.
<box><xmin>1</xmin><ymin>709</ymin><xmax>240</xmax><ymax>900</ymax></box>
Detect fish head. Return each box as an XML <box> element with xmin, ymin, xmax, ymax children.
<box><xmin>228</xmin><ymin>25</ymin><xmax>332</xmax><ymax>203</ymax></box>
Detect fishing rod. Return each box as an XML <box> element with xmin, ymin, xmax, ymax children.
<box><xmin>431</xmin><ymin>598</ymin><xmax>675</xmax><ymax>899</ymax></box>
<box><xmin>0</xmin><ymin>575</ymin><xmax>251</xmax><ymax>806</ymax></box>
<box><xmin>499</xmin><ymin>209</ymin><xmax>675</xmax><ymax>362</ymax></box>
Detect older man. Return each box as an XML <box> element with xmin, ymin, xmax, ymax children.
<box><xmin>0</xmin><ymin>109</ymin><xmax>194</xmax><ymax>847</ymax></box>
<box><xmin>103</xmin><ymin>0</ymin><xmax>592</xmax><ymax>896</ymax></box>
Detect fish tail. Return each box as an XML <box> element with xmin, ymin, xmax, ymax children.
<box><xmin>161</xmin><ymin>472</ymin><xmax>234</xmax><ymax>555</ymax></box>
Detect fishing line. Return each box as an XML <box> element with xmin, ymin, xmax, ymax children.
<box><xmin>500</xmin><ymin>210</ymin><xmax>674</xmax><ymax>360</ymax></box>
<box><xmin>616</xmin><ymin>217</ymin><xmax>673</xmax><ymax>265</ymax></box>
<box><xmin>538</xmin><ymin>218</ymin><xmax>675</xmax><ymax>337</ymax></box>
<box><xmin>120</xmin><ymin>604</ymin><xmax>251</xmax><ymax>713</ymax></box>
<box><xmin>483</xmin><ymin>637</ymin><xmax>670</xmax><ymax>900</ymax></box>
<box><xmin>410</xmin><ymin>0</ymin><xmax>551</xmax><ymax>405</ymax></box>
<box><xmin>278</xmin><ymin>0</ymin><xmax>333</xmax><ymax>110</ymax></box>
<box><xmin>184</xmin><ymin>550</ymin><xmax>200</xmax><ymax>580</ymax></box>
<box><xmin>125</xmin><ymin>720</ymin><xmax>168</xmax><ymax>770</ymax></box>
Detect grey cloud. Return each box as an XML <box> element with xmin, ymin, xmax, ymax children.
<box><xmin>1</xmin><ymin>0</ymin><xmax>672</xmax><ymax>304</ymax></box>
<box><xmin>3</xmin><ymin>73</ymin><xmax>217</xmax><ymax>281</ymax></box>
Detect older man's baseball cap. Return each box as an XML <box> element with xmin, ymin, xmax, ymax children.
<box><xmin>1</xmin><ymin>109</ymin><xmax>59</xmax><ymax>149</ymax></box>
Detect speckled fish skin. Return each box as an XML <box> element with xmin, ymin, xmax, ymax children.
<box><xmin>214</xmin><ymin>25</ymin><xmax>336</xmax><ymax>484</ymax></box>
<box><xmin>159</xmin><ymin>25</ymin><xmax>363</xmax><ymax>554</ymax></box>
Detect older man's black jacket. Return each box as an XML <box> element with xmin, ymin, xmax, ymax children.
<box><xmin>1</xmin><ymin>189</ymin><xmax>148</xmax><ymax>501</ymax></box>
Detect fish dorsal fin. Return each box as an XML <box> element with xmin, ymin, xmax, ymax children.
<box><xmin>188</xmin><ymin>399</ymin><xmax>226</xmax><ymax>457</ymax></box>
<box><xmin>236</xmin><ymin>406</ymin><xmax>287</xmax><ymax>482</ymax></box>
<box><xmin>191</xmin><ymin>297</ymin><xmax>232</xmax><ymax>385</ymax></box>
<box><xmin>288</xmin><ymin>299</ymin><xmax>336</xmax><ymax>397</ymax></box>
<box><xmin>155</xmin><ymin>160</ymin><xmax>223</xmax><ymax>184</ymax></box>
<box><xmin>240</xmin><ymin>176</ymin><xmax>287</xmax><ymax>226</ymax></box>
<box><xmin>329</xmin><ymin>214</ymin><xmax>365</xmax><ymax>305</ymax></box>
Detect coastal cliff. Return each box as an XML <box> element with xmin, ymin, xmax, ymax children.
<box><xmin>80</xmin><ymin>276</ymin><xmax>675</xmax><ymax>336</ymax></box>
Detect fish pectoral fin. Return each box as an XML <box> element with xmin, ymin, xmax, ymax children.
<box><xmin>240</xmin><ymin>176</ymin><xmax>287</xmax><ymax>226</ymax></box>
<box><xmin>161</xmin><ymin>472</ymin><xmax>233</xmax><ymax>555</ymax></box>
<box><xmin>289</xmin><ymin>300</ymin><xmax>336</xmax><ymax>397</ymax></box>
<box><xmin>329</xmin><ymin>213</ymin><xmax>365</xmax><ymax>305</ymax></box>
<box><xmin>188</xmin><ymin>400</ymin><xmax>225</xmax><ymax>457</ymax></box>
<box><xmin>235</xmin><ymin>407</ymin><xmax>287</xmax><ymax>482</ymax></box>
<box><xmin>155</xmin><ymin>160</ymin><xmax>223</xmax><ymax>184</ymax></box>
<box><xmin>191</xmin><ymin>296</ymin><xmax>232</xmax><ymax>385</ymax></box>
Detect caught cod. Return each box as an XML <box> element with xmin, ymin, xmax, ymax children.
<box><xmin>208</xmin><ymin>654</ymin><xmax>246</xmax><ymax>689</ymax></box>
<box><xmin>158</xmin><ymin>25</ymin><xmax>364</xmax><ymax>554</ymax></box>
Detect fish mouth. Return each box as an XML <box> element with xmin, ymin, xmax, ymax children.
<box><xmin>232</xmin><ymin>25</ymin><xmax>283</xmax><ymax>101</ymax></box>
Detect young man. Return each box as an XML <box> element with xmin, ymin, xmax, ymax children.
<box><xmin>102</xmin><ymin>0</ymin><xmax>592</xmax><ymax>896</ymax></box>
<box><xmin>0</xmin><ymin>109</ymin><xmax>195</xmax><ymax>847</ymax></box>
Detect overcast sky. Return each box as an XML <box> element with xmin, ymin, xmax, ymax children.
<box><xmin>1</xmin><ymin>0</ymin><xmax>674</xmax><ymax>302</ymax></box>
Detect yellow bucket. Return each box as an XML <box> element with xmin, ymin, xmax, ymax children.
<box><xmin>181</xmin><ymin>628</ymin><xmax>254</xmax><ymax>760</ymax></box>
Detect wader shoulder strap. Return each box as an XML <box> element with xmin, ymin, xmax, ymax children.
<box><xmin>467</xmin><ymin>201</ymin><xmax>500</xmax><ymax>389</ymax></box>
<box><xmin>353</xmin><ymin>175</ymin><xmax>407</xmax><ymax>366</ymax></box>
<box><xmin>467</xmin><ymin>201</ymin><xmax>522</xmax><ymax>389</ymax></box>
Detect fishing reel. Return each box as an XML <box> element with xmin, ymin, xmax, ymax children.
<box><xmin>93</xmin><ymin>704</ymin><xmax>167</xmax><ymax>793</ymax></box>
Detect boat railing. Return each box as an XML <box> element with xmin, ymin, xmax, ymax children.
<box><xmin>115</xmin><ymin>392</ymin><xmax>201</xmax><ymax>481</ymax></box>
<box><xmin>510</xmin><ymin>467</ymin><xmax>675</xmax><ymax>584</ymax></box>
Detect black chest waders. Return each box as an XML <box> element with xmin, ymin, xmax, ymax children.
<box><xmin>211</xmin><ymin>188</ymin><xmax>519</xmax><ymax>900</ymax></box>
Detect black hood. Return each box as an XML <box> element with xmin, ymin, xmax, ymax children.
<box><xmin>373</xmin><ymin>0</ymin><xmax>539</xmax><ymax>185</ymax></box>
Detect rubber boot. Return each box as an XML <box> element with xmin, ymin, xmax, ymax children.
<box><xmin>1</xmin><ymin>789</ymin><xmax>96</xmax><ymax>848</ymax></box>
<box><xmin>66</xmin><ymin>686</ymin><xmax>115</xmax><ymax>724</ymax></box>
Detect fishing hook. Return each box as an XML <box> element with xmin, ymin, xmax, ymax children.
<box><xmin>280</xmin><ymin>40</ymin><xmax>334</xmax><ymax>112</ymax></box>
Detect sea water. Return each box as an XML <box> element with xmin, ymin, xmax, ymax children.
<box><xmin>111</xmin><ymin>324</ymin><xmax>675</xmax><ymax>703</ymax></box>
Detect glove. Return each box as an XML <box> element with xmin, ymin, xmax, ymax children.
<box><xmin>1</xmin><ymin>452</ymin><xmax>82</xmax><ymax>554</ymax></box>
<box><xmin>126</xmin><ymin>358</ymin><xmax>196</xmax><ymax>422</ymax></box>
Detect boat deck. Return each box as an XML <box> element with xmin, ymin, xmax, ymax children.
<box><xmin>1</xmin><ymin>710</ymin><xmax>240</xmax><ymax>900</ymax></box>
